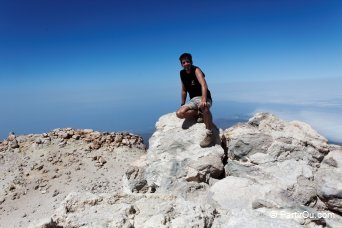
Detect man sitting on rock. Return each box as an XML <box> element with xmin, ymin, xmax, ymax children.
<box><xmin>176</xmin><ymin>53</ymin><xmax>215</xmax><ymax>148</ymax></box>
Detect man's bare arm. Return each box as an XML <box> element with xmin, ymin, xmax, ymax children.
<box><xmin>181</xmin><ymin>81</ymin><xmax>187</xmax><ymax>105</ymax></box>
<box><xmin>195</xmin><ymin>67</ymin><xmax>208</xmax><ymax>107</ymax></box>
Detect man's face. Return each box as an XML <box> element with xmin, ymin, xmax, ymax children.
<box><xmin>181</xmin><ymin>58</ymin><xmax>192</xmax><ymax>71</ymax></box>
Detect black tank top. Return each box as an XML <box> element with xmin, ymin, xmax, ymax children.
<box><xmin>180</xmin><ymin>66</ymin><xmax>212</xmax><ymax>100</ymax></box>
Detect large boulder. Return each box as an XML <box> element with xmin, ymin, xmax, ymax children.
<box><xmin>220</xmin><ymin>113</ymin><xmax>331</xmax><ymax>205</ymax></box>
<box><xmin>124</xmin><ymin>113</ymin><xmax>226</xmax><ymax>195</ymax></box>
<box><xmin>225</xmin><ymin>112</ymin><xmax>329</xmax><ymax>165</ymax></box>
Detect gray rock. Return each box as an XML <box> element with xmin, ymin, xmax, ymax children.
<box><xmin>123</xmin><ymin>166</ymin><xmax>149</xmax><ymax>193</ymax></box>
<box><xmin>9</xmin><ymin>139</ymin><xmax>19</xmax><ymax>149</ymax></box>
<box><xmin>7</xmin><ymin>132</ymin><xmax>16</xmax><ymax>141</ymax></box>
<box><xmin>224</xmin><ymin>112</ymin><xmax>329</xmax><ymax>166</ymax></box>
<box><xmin>315</xmin><ymin>150</ymin><xmax>342</xmax><ymax>213</ymax></box>
<box><xmin>72</xmin><ymin>134</ymin><xmax>80</xmax><ymax>140</ymax></box>
<box><xmin>57</xmin><ymin>131</ymin><xmax>69</xmax><ymax>139</ymax></box>
<box><xmin>35</xmin><ymin>138</ymin><xmax>42</xmax><ymax>144</ymax></box>
<box><xmin>228</xmin><ymin>133</ymin><xmax>273</xmax><ymax>159</ymax></box>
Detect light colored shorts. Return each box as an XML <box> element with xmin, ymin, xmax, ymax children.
<box><xmin>183</xmin><ymin>96</ymin><xmax>212</xmax><ymax>110</ymax></box>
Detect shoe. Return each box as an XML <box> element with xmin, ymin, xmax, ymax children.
<box><xmin>200</xmin><ymin>130</ymin><xmax>214</xmax><ymax>148</ymax></box>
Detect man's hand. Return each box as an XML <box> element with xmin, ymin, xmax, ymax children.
<box><xmin>200</xmin><ymin>99</ymin><xmax>207</xmax><ymax>109</ymax></box>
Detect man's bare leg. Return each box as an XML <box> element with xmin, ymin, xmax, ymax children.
<box><xmin>176</xmin><ymin>106</ymin><xmax>198</xmax><ymax>119</ymax></box>
<box><xmin>202</xmin><ymin>106</ymin><xmax>213</xmax><ymax>130</ymax></box>
<box><xmin>200</xmin><ymin>106</ymin><xmax>215</xmax><ymax>147</ymax></box>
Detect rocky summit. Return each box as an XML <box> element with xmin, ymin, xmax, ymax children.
<box><xmin>0</xmin><ymin>113</ymin><xmax>341</xmax><ymax>227</ymax></box>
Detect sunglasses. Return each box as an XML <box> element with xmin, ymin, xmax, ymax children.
<box><xmin>181</xmin><ymin>60</ymin><xmax>191</xmax><ymax>64</ymax></box>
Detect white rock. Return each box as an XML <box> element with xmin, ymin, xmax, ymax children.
<box><xmin>144</xmin><ymin>113</ymin><xmax>225</xmax><ymax>193</ymax></box>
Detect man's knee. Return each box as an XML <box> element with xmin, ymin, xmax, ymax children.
<box><xmin>176</xmin><ymin>109</ymin><xmax>185</xmax><ymax>119</ymax></box>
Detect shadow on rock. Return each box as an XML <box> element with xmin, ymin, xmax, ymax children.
<box><xmin>212</xmin><ymin>124</ymin><xmax>221</xmax><ymax>146</ymax></box>
<box><xmin>182</xmin><ymin>117</ymin><xmax>197</xmax><ymax>129</ymax></box>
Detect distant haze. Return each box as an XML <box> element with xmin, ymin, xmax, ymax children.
<box><xmin>1</xmin><ymin>79</ymin><xmax>341</xmax><ymax>145</ymax></box>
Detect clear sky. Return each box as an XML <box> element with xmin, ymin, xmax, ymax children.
<box><xmin>1</xmin><ymin>0</ymin><xmax>342</xmax><ymax>142</ymax></box>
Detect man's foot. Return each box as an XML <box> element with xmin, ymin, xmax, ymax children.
<box><xmin>200</xmin><ymin>130</ymin><xmax>214</xmax><ymax>148</ymax></box>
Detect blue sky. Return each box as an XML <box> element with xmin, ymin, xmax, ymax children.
<box><xmin>1</xmin><ymin>0</ymin><xmax>342</xmax><ymax>142</ymax></box>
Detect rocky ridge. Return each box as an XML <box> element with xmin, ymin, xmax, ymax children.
<box><xmin>0</xmin><ymin>128</ymin><xmax>145</xmax><ymax>153</ymax></box>
<box><xmin>1</xmin><ymin>113</ymin><xmax>342</xmax><ymax>227</ymax></box>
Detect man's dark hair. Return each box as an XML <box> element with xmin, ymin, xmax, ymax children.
<box><xmin>179</xmin><ymin>53</ymin><xmax>193</xmax><ymax>64</ymax></box>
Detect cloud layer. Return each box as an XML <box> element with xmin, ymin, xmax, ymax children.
<box><xmin>213</xmin><ymin>78</ymin><xmax>342</xmax><ymax>143</ymax></box>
